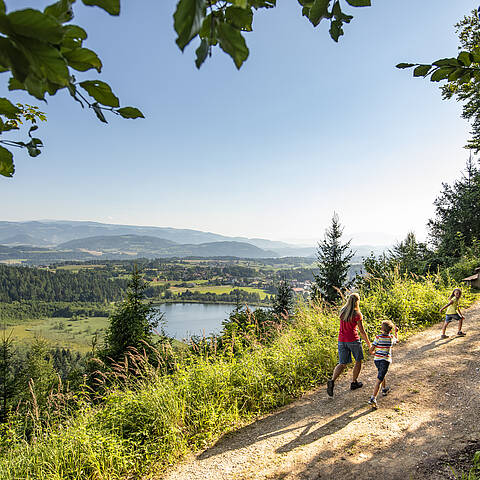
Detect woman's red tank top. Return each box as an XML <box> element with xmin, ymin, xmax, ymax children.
<box><xmin>338</xmin><ymin>312</ymin><xmax>361</xmax><ymax>342</ymax></box>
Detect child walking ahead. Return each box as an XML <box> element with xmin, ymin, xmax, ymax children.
<box><xmin>439</xmin><ymin>288</ymin><xmax>466</xmax><ymax>338</ymax></box>
<box><xmin>368</xmin><ymin>320</ymin><xmax>398</xmax><ymax>409</ymax></box>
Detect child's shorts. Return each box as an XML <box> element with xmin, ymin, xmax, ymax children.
<box><xmin>445</xmin><ymin>313</ymin><xmax>461</xmax><ymax>323</ymax></box>
<box><xmin>338</xmin><ymin>340</ymin><xmax>364</xmax><ymax>364</ymax></box>
<box><xmin>374</xmin><ymin>359</ymin><xmax>390</xmax><ymax>381</ymax></box>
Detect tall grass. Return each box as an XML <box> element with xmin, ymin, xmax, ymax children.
<box><xmin>0</xmin><ymin>273</ymin><xmax>475</xmax><ymax>479</ymax></box>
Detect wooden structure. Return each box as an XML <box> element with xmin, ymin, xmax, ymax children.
<box><xmin>462</xmin><ymin>266</ymin><xmax>480</xmax><ymax>289</ymax></box>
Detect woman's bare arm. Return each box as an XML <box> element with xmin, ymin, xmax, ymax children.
<box><xmin>357</xmin><ymin>317</ymin><xmax>371</xmax><ymax>347</ymax></box>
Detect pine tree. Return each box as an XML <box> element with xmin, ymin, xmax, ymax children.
<box><xmin>313</xmin><ymin>213</ymin><xmax>354</xmax><ymax>304</ymax></box>
<box><xmin>388</xmin><ymin>231</ymin><xmax>431</xmax><ymax>275</ymax></box>
<box><xmin>104</xmin><ymin>265</ymin><xmax>159</xmax><ymax>362</ymax></box>
<box><xmin>272</xmin><ymin>277</ymin><xmax>294</xmax><ymax>318</ymax></box>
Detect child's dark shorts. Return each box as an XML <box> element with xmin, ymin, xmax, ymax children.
<box><xmin>445</xmin><ymin>313</ymin><xmax>461</xmax><ymax>323</ymax></box>
<box><xmin>338</xmin><ymin>340</ymin><xmax>364</xmax><ymax>364</ymax></box>
<box><xmin>374</xmin><ymin>359</ymin><xmax>390</xmax><ymax>381</ymax></box>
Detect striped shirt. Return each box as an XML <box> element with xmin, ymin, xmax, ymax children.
<box><xmin>372</xmin><ymin>333</ymin><xmax>397</xmax><ymax>362</ymax></box>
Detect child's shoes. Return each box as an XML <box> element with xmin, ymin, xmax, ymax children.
<box><xmin>440</xmin><ymin>334</ymin><xmax>449</xmax><ymax>339</ymax></box>
<box><xmin>457</xmin><ymin>331</ymin><xmax>466</xmax><ymax>337</ymax></box>
<box><xmin>381</xmin><ymin>387</ymin><xmax>390</xmax><ymax>396</ymax></box>
<box><xmin>368</xmin><ymin>396</ymin><xmax>377</xmax><ymax>408</ymax></box>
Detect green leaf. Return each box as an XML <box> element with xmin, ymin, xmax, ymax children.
<box><xmin>225</xmin><ymin>6</ymin><xmax>253</xmax><ymax>31</ymax></box>
<box><xmin>16</xmin><ymin>38</ymin><xmax>69</xmax><ymax>87</ymax></box>
<box><xmin>413</xmin><ymin>64</ymin><xmax>431</xmax><ymax>77</ymax></box>
<box><xmin>432</xmin><ymin>58</ymin><xmax>458</xmax><ymax>67</ymax></box>
<box><xmin>26</xmin><ymin>138</ymin><xmax>43</xmax><ymax>157</ymax></box>
<box><xmin>308</xmin><ymin>0</ymin><xmax>329</xmax><ymax>27</ymax></box>
<box><xmin>80</xmin><ymin>80</ymin><xmax>119</xmax><ymax>107</ymax></box>
<box><xmin>7</xmin><ymin>9</ymin><xmax>63</xmax><ymax>44</ymax></box>
<box><xmin>233</xmin><ymin>0</ymin><xmax>248</xmax><ymax>7</ymax></box>
<box><xmin>92</xmin><ymin>102</ymin><xmax>107</xmax><ymax>123</ymax></box>
<box><xmin>64</xmin><ymin>48</ymin><xmax>102</xmax><ymax>72</ymax></box>
<box><xmin>329</xmin><ymin>19</ymin><xmax>343</xmax><ymax>42</ymax></box>
<box><xmin>0</xmin><ymin>145</ymin><xmax>14</xmax><ymax>177</ymax></box>
<box><xmin>117</xmin><ymin>107</ymin><xmax>145</xmax><ymax>119</ymax></box>
<box><xmin>23</xmin><ymin>74</ymin><xmax>48</xmax><ymax>100</ymax></box>
<box><xmin>199</xmin><ymin>14</ymin><xmax>218</xmax><ymax>45</ymax></box>
<box><xmin>0</xmin><ymin>37</ymin><xmax>30</xmax><ymax>83</ymax></box>
<box><xmin>430</xmin><ymin>67</ymin><xmax>453</xmax><ymax>82</ymax></box>
<box><xmin>44</xmin><ymin>0</ymin><xmax>75</xmax><ymax>23</ymax></box>
<box><xmin>62</xmin><ymin>25</ymin><xmax>88</xmax><ymax>49</ymax></box>
<box><xmin>457</xmin><ymin>52</ymin><xmax>472</xmax><ymax>67</ymax></box>
<box><xmin>0</xmin><ymin>97</ymin><xmax>20</xmax><ymax>116</ymax></box>
<box><xmin>396</xmin><ymin>63</ymin><xmax>415</xmax><ymax>69</ymax></box>
<box><xmin>195</xmin><ymin>38</ymin><xmax>209</xmax><ymax>69</ymax></box>
<box><xmin>174</xmin><ymin>0</ymin><xmax>207</xmax><ymax>51</ymax></box>
<box><xmin>81</xmin><ymin>0</ymin><xmax>120</xmax><ymax>15</ymax></box>
<box><xmin>345</xmin><ymin>0</ymin><xmax>371</xmax><ymax>6</ymax></box>
<box><xmin>448</xmin><ymin>68</ymin><xmax>465</xmax><ymax>82</ymax></box>
<box><xmin>0</xmin><ymin>1</ymin><xmax>5</xmax><ymax>15</ymax></box>
<box><xmin>217</xmin><ymin>22</ymin><xmax>249</xmax><ymax>69</ymax></box>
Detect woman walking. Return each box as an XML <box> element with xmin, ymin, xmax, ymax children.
<box><xmin>327</xmin><ymin>293</ymin><xmax>371</xmax><ymax>397</ymax></box>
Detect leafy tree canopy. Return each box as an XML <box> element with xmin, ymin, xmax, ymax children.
<box><xmin>0</xmin><ymin>0</ymin><xmax>144</xmax><ymax>177</ymax></box>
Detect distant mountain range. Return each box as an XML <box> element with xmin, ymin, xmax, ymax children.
<box><xmin>0</xmin><ymin>221</ymin><xmax>389</xmax><ymax>264</ymax></box>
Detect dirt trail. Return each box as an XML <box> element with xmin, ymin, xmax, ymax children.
<box><xmin>161</xmin><ymin>302</ymin><xmax>480</xmax><ymax>480</ymax></box>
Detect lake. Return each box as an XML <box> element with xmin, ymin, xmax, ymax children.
<box><xmin>154</xmin><ymin>303</ymin><xmax>235</xmax><ymax>340</ymax></box>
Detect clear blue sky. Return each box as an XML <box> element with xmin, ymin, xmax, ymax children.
<box><xmin>1</xmin><ymin>0</ymin><xmax>477</xmax><ymax>245</ymax></box>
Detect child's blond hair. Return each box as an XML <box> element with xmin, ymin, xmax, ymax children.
<box><xmin>381</xmin><ymin>320</ymin><xmax>395</xmax><ymax>333</ymax></box>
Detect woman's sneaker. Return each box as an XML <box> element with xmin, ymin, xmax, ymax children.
<box><xmin>382</xmin><ymin>387</ymin><xmax>390</xmax><ymax>396</ymax></box>
<box><xmin>350</xmin><ymin>380</ymin><xmax>363</xmax><ymax>390</ymax></box>
<box><xmin>327</xmin><ymin>380</ymin><xmax>334</xmax><ymax>397</ymax></box>
<box><xmin>368</xmin><ymin>396</ymin><xmax>377</xmax><ymax>408</ymax></box>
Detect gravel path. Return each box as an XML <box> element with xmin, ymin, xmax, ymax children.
<box><xmin>160</xmin><ymin>302</ymin><xmax>480</xmax><ymax>480</ymax></box>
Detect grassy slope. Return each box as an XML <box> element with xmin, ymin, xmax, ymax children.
<box><xmin>0</xmin><ymin>276</ymin><xmax>477</xmax><ymax>479</ymax></box>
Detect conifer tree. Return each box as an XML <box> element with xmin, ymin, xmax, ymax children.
<box><xmin>313</xmin><ymin>213</ymin><xmax>354</xmax><ymax>304</ymax></box>
<box><xmin>389</xmin><ymin>231</ymin><xmax>431</xmax><ymax>275</ymax></box>
<box><xmin>104</xmin><ymin>265</ymin><xmax>159</xmax><ymax>362</ymax></box>
<box><xmin>272</xmin><ymin>277</ymin><xmax>294</xmax><ymax>318</ymax></box>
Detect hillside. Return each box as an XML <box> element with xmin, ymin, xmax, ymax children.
<box><xmin>0</xmin><ymin>236</ymin><xmax>278</xmax><ymax>263</ymax></box>
<box><xmin>58</xmin><ymin>234</ymin><xmax>177</xmax><ymax>251</ymax></box>
<box><xmin>0</xmin><ymin>221</ymin><xmax>293</xmax><ymax>250</ymax></box>
<box><xmin>0</xmin><ymin>221</ymin><xmax>389</xmax><ymax>259</ymax></box>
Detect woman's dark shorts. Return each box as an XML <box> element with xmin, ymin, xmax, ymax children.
<box><xmin>338</xmin><ymin>340</ymin><xmax>364</xmax><ymax>364</ymax></box>
<box><xmin>374</xmin><ymin>359</ymin><xmax>390</xmax><ymax>381</ymax></box>
<box><xmin>445</xmin><ymin>313</ymin><xmax>461</xmax><ymax>323</ymax></box>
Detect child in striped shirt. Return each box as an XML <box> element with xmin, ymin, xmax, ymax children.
<box><xmin>368</xmin><ymin>320</ymin><xmax>398</xmax><ymax>408</ymax></box>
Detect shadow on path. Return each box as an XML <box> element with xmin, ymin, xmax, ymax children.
<box><xmin>275</xmin><ymin>407</ymin><xmax>372</xmax><ymax>454</ymax></box>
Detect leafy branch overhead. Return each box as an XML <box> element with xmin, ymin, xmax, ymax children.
<box><xmin>0</xmin><ymin>0</ymin><xmax>143</xmax><ymax>177</ymax></box>
<box><xmin>173</xmin><ymin>0</ymin><xmax>371</xmax><ymax>70</ymax></box>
